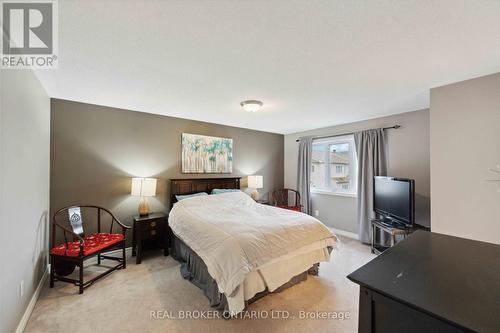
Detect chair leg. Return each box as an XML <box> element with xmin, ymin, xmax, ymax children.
<box><xmin>122</xmin><ymin>241</ymin><xmax>127</xmax><ymax>269</ymax></box>
<box><xmin>97</xmin><ymin>253</ymin><xmax>101</xmax><ymax>265</ymax></box>
<box><xmin>50</xmin><ymin>261</ymin><xmax>55</xmax><ymax>288</ymax></box>
<box><xmin>79</xmin><ymin>261</ymin><xmax>84</xmax><ymax>294</ymax></box>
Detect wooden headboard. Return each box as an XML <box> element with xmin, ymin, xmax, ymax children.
<box><xmin>170</xmin><ymin>177</ymin><xmax>241</xmax><ymax>206</ymax></box>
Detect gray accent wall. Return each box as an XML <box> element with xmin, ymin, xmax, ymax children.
<box><xmin>430</xmin><ymin>72</ymin><xmax>500</xmax><ymax>245</ymax></box>
<box><xmin>50</xmin><ymin>99</ymin><xmax>284</xmax><ymax>245</ymax></box>
<box><xmin>0</xmin><ymin>69</ymin><xmax>50</xmax><ymax>332</ymax></box>
<box><xmin>284</xmin><ymin>110</ymin><xmax>430</xmax><ymax>235</ymax></box>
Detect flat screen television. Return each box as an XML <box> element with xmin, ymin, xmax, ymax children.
<box><xmin>373</xmin><ymin>176</ymin><xmax>415</xmax><ymax>226</ymax></box>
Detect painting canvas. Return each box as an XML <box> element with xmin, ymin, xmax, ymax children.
<box><xmin>182</xmin><ymin>133</ymin><xmax>233</xmax><ymax>173</ymax></box>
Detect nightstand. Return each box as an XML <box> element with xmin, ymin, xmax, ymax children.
<box><xmin>132</xmin><ymin>212</ymin><xmax>169</xmax><ymax>264</ymax></box>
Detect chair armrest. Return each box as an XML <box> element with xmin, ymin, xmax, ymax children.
<box><xmin>112</xmin><ymin>217</ymin><xmax>131</xmax><ymax>236</ymax></box>
<box><xmin>100</xmin><ymin>207</ymin><xmax>131</xmax><ymax>233</ymax></box>
<box><xmin>53</xmin><ymin>222</ymin><xmax>85</xmax><ymax>243</ymax></box>
<box><xmin>113</xmin><ymin>217</ymin><xmax>131</xmax><ymax>230</ymax></box>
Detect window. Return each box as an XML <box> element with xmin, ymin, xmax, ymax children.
<box><xmin>310</xmin><ymin>135</ymin><xmax>357</xmax><ymax>195</ymax></box>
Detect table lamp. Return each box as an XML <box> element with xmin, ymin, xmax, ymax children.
<box><xmin>131</xmin><ymin>178</ymin><xmax>157</xmax><ymax>216</ymax></box>
<box><xmin>247</xmin><ymin>175</ymin><xmax>263</xmax><ymax>200</ymax></box>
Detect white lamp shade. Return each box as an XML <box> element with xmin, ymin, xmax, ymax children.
<box><xmin>131</xmin><ymin>178</ymin><xmax>157</xmax><ymax>197</ymax></box>
<box><xmin>247</xmin><ymin>175</ymin><xmax>263</xmax><ymax>189</ymax></box>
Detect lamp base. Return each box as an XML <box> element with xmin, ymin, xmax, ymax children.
<box><xmin>138</xmin><ymin>197</ymin><xmax>150</xmax><ymax>216</ymax></box>
<box><xmin>250</xmin><ymin>189</ymin><xmax>259</xmax><ymax>201</ymax></box>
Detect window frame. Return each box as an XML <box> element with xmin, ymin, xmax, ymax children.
<box><xmin>310</xmin><ymin>135</ymin><xmax>358</xmax><ymax>197</ymax></box>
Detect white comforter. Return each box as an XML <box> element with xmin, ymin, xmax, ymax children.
<box><xmin>169</xmin><ymin>191</ymin><xmax>337</xmax><ymax>297</ymax></box>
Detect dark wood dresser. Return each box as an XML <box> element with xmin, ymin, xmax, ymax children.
<box><xmin>347</xmin><ymin>230</ymin><xmax>500</xmax><ymax>333</ymax></box>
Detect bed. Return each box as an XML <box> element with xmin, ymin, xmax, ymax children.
<box><xmin>169</xmin><ymin>178</ymin><xmax>337</xmax><ymax>317</ymax></box>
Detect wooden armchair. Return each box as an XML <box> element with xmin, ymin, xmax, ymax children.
<box><xmin>50</xmin><ymin>205</ymin><xmax>131</xmax><ymax>294</ymax></box>
<box><xmin>271</xmin><ymin>189</ymin><xmax>302</xmax><ymax>212</ymax></box>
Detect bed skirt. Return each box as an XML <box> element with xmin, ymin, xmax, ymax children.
<box><xmin>170</xmin><ymin>233</ymin><xmax>320</xmax><ymax>315</ymax></box>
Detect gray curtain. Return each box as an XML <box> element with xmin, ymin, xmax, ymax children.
<box><xmin>354</xmin><ymin>129</ymin><xmax>388</xmax><ymax>243</ymax></box>
<box><xmin>297</xmin><ymin>136</ymin><xmax>313</xmax><ymax>215</ymax></box>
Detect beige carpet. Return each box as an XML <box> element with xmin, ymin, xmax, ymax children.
<box><xmin>25</xmin><ymin>236</ymin><xmax>374</xmax><ymax>333</ymax></box>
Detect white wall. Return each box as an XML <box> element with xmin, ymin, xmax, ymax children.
<box><xmin>284</xmin><ymin>109</ymin><xmax>430</xmax><ymax>234</ymax></box>
<box><xmin>430</xmin><ymin>72</ymin><xmax>500</xmax><ymax>244</ymax></box>
<box><xmin>0</xmin><ymin>68</ymin><xmax>50</xmax><ymax>332</ymax></box>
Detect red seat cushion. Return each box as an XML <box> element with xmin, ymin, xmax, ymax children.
<box><xmin>50</xmin><ymin>233</ymin><xmax>124</xmax><ymax>257</ymax></box>
<box><xmin>277</xmin><ymin>205</ymin><xmax>301</xmax><ymax>212</ymax></box>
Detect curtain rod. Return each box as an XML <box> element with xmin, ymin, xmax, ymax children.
<box><xmin>295</xmin><ymin>125</ymin><xmax>400</xmax><ymax>142</ymax></box>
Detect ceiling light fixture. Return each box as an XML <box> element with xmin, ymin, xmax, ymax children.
<box><xmin>240</xmin><ymin>100</ymin><xmax>263</xmax><ymax>112</ymax></box>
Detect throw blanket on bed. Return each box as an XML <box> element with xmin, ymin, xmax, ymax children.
<box><xmin>169</xmin><ymin>191</ymin><xmax>337</xmax><ymax>297</ymax></box>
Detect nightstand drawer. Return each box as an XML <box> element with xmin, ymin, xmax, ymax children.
<box><xmin>144</xmin><ymin>219</ymin><xmax>161</xmax><ymax>230</ymax></box>
<box><xmin>142</xmin><ymin>229</ymin><xmax>158</xmax><ymax>238</ymax></box>
<box><xmin>141</xmin><ymin>224</ymin><xmax>162</xmax><ymax>239</ymax></box>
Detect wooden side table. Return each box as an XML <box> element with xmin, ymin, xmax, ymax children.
<box><xmin>132</xmin><ymin>212</ymin><xmax>169</xmax><ymax>264</ymax></box>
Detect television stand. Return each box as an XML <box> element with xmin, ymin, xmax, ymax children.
<box><xmin>370</xmin><ymin>219</ymin><xmax>411</xmax><ymax>254</ymax></box>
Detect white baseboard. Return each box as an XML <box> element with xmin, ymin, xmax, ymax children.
<box><xmin>330</xmin><ymin>227</ymin><xmax>359</xmax><ymax>240</ymax></box>
<box><xmin>16</xmin><ymin>265</ymin><xmax>49</xmax><ymax>333</ymax></box>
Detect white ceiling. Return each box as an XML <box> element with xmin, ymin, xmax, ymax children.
<box><xmin>35</xmin><ymin>0</ymin><xmax>500</xmax><ymax>134</ymax></box>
